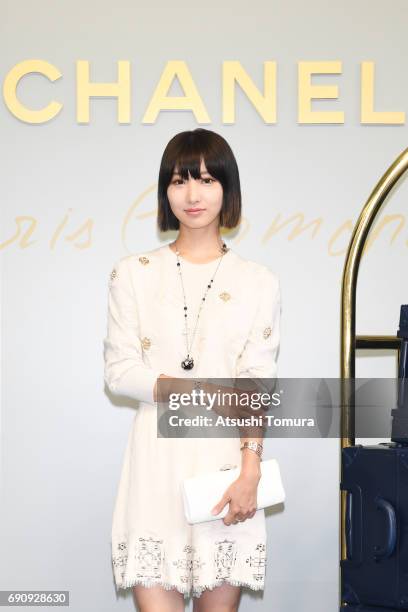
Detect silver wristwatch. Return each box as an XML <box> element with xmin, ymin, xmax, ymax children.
<box><xmin>240</xmin><ymin>441</ymin><xmax>263</xmax><ymax>458</ymax></box>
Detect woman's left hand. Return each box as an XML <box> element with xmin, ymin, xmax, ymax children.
<box><xmin>211</xmin><ymin>468</ymin><xmax>261</xmax><ymax>526</ymax></box>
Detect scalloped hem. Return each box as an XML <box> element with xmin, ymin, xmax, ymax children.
<box><xmin>116</xmin><ymin>577</ymin><xmax>264</xmax><ymax>599</ymax></box>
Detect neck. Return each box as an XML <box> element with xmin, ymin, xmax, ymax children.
<box><xmin>174</xmin><ymin>226</ymin><xmax>225</xmax><ymax>259</ymax></box>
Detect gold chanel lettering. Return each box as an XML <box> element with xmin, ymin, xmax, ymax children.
<box><xmin>2</xmin><ymin>60</ymin><xmax>405</xmax><ymax>125</ymax></box>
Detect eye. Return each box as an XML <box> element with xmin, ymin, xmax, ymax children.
<box><xmin>171</xmin><ymin>179</ymin><xmax>184</xmax><ymax>185</ymax></box>
<box><xmin>201</xmin><ymin>177</ymin><xmax>215</xmax><ymax>184</ymax></box>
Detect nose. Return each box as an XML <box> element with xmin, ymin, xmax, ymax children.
<box><xmin>186</xmin><ymin>177</ymin><xmax>200</xmax><ymax>204</ymax></box>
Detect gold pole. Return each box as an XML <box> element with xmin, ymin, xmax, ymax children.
<box><xmin>339</xmin><ymin>147</ymin><xmax>408</xmax><ymax>608</ymax></box>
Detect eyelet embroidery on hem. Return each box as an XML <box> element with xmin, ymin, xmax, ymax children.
<box><xmin>135</xmin><ymin>536</ymin><xmax>165</xmax><ymax>581</ymax></box>
<box><xmin>172</xmin><ymin>544</ymin><xmax>206</xmax><ymax>587</ymax></box>
<box><xmin>112</xmin><ymin>540</ymin><xmax>128</xmax><ymax>582</ymax></box>
<box><xmin>112</xmin><ymin>537</ymin><xmax>266</xmax><ymax>598</ymax></box>
<box><xmin>245</xmin><ymin>542</ymin><xmax>266</xmax><ymax>582</ymax></box>
<box><xmin>214</xmin><ymin>539</ymin><xmax>237</xmax><ymax>580</ymax></box>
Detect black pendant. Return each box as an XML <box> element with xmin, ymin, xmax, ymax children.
<box><xmin>181</xmin><ymin>356</ymin><xmax>194</xmax><ymax>370</ymax></box>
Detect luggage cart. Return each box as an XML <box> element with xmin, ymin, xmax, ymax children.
<box><xmin>339</xmin><ymin>148</ymin><xmax>408</xmax><ymax>609</ymax></box>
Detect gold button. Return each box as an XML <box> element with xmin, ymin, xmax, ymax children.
<box><xmin>219</xmin><ymin>291</ymin><xmax>231</xmax><ymax>302</ymax></box>
<box><xmin>139</xmin><ymin>256</ymin><xmax>149</xmax><ymax>265</ymax></box>
<box><xmin>109</xmin><ymin>268</ymin><xmax>117</xmax><ymax>286</ymax></box>
<box><xmin>141</xmin><ymin>337</ymin><xmax>151</xmax><ymax>350</ymax></box>
<box><xmin>263</xmin><ymin>326</ymin><xmax>272</xmax><ymax>339</ymax></box>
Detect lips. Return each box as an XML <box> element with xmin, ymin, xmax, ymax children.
<box><xmin>186</xmin><ymin>208</ymin><xmax>204</xmax><ymax>212</ymax></box>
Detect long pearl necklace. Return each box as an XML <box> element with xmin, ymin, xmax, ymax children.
<box><xmin>174</xmin><ymin>240</ymin><xmax>228</xmax><ymax>371</ymax></box>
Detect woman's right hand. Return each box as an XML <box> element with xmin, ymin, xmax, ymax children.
<box><xmin>153</xmin><ymin>373</ymin><xmax>171</xmax><ymax>402</ymax></box>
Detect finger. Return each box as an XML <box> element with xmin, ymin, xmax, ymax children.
<box><xmin>211</xmin><ymin>494</ymin><xmax>230</xmax><ymax>516</ymax></box>
<box><xmin>223</xmin><ymin>509</ymin><xmax>235</xmax><ymax>526</ymax></box>
<box><xmin>229</xmin><ymin>511</ymin><xmax>244</xmax><ymax>525</ymax></box>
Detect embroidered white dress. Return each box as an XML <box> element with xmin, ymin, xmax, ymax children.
<box><xmin>103</xmin><ymin>244</ymin><xmax>281</xmax><ymax>599</ymax></box>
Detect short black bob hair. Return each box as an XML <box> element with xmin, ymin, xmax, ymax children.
<box><xmin>157</xmin><ymin>128</ymin><xmax>241</xmax><ymax>231</ymax></box>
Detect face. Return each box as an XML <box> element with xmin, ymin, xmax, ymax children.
<box><xmin>166</xmin><ymin>158</ymin><xmax>223</xmax><ymax>228</ymax></box>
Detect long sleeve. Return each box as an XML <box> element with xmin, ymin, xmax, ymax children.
<box><xmin>235</xmin><ymin>268</ymin><xmax>281</xmax><ymax>393</ymax></box>
<box><xmin>103</xmin><ymin>256</ymin><xmax>163</xmax><ymax>405</ymax></box>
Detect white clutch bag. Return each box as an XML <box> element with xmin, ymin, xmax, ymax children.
<box><xmin>181</xmin><ymin>458</ymin><xmax>285</xmax><ymax>525</ymax></box>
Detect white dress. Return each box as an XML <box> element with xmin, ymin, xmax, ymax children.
<box><xmin>103</xmin><ymin>243</ymin><xmax>281</xmax><ymax>599</ymax></box>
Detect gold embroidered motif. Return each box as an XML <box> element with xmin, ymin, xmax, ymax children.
<box><xmin>109</xmin><ymin>268</ymin><xmax>118</xmax><ymax>287</ymax></box>
<box><xmin>219</xmin><ymin>292</ymin><xmax>231</xmax><ymax>302</ymax></box>
<box><xmin>263</xmin><ymin>326</ymin><xmax>272</xmax><ymax>339</ymax></box>
<box><xmin>139</xmin><ymin>256</ymin><xmax>150</xmax><ymax>265</ymax></box>
<box><xmin>141</xmin><ymin>337</ymin><xmax>151</xmax><ymax>350</ymax></box>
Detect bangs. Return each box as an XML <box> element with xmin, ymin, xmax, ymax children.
<box><xmin>169</xmin><ymin>137</ymin><xmax>225</xmax><ymax>183</ymax></box>
<box><xmin>173</xmin><ymin>153</ymin><xmax>205</xmax><ymax>181</ymax></box>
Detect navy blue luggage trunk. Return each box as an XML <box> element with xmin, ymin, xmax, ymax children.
<box><xmin>341</xmin><ymin>442</ymin><xmax>408</xmax><ymax>609</ymax></box>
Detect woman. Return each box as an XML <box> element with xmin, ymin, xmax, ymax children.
<box><xmin>104</xmin><ymin>128</ymin><xmax>281</xmax><ymax>611</ymax></box>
